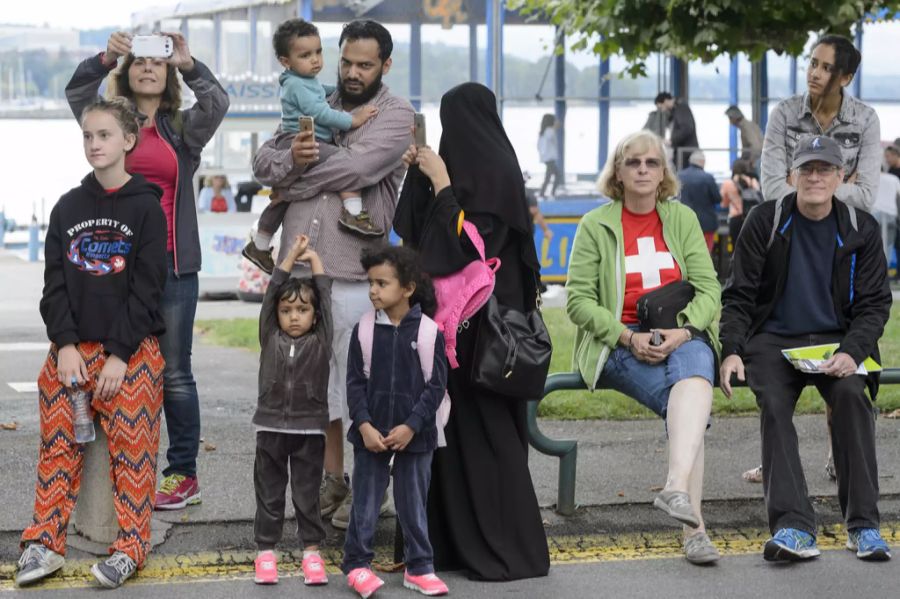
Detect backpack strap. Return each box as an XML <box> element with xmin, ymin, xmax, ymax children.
<box><xmin>847</xmin><ymin>205</ymin><xmax>858</xmax><ymax>232</ymax></box>
<box><xmin>416</xmin><ymin>314</ymin><xmax>451</xmax><ymax>447</ymax></box>
<box><xmin>417</xmin><ymin>315</ymin><xmax>439</xmax><ymax>381</ymax></box>
<box><xmin>461</xmin><ymin>220</ymin><xmax>487</xmax><ymax>262</ymax></box>
<box><xmin>357</xmin><ymin>310</ymin><xmax>376</xmax><ymax>377</ymax></box>
<box><xmin>767</xmin><ymin>198</ymin><xmax>857</xmax><ymax>251</ymax></box>
<box><xmin>766</xmin><ymin>198</ymin><xmax>785</xmax><ymax>250</ymax></box>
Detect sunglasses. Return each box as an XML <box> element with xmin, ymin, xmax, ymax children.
<box><xmin>622</xmin><ymin>157</ymin><xmax>663</xmax><ymax>170</ymax></box>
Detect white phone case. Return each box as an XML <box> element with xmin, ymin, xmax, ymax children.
<box><xmin>131</xmin><ymin>35</ymin><xmax>173</xmax><ymax>58</ymax></box>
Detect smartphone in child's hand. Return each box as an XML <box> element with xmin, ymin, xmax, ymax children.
<box><xmin>131</xmin><ymin>35</ymin><xmax>173</xmax><ymax>58</ymax></box>
<box><xmin>413</xmin><ymin>113</ymin><xmax>426</xmax><ymax>147</ymax></box>
<box><xmin>299</xmin><ymin>116</ymin><xmax>315</xmax><ymax>134</ymax></box>
<box><xmin>650</xmin><ymin>330</ymin><xmax>662</xmax><ymax>346</ymax></box>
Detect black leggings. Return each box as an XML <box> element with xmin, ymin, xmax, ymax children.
<box><xmin>540</xmin><ymin>160</ymin><xmax>560</xmax><ymax>196</ymax></box>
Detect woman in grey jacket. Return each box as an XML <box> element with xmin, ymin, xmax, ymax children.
<box><xmin>65</xmin><ymin>31</ymin><xmax>229</xmax><ymax>509</ymax></box>
<box><xmin>761</xmin><ymin>34</ymin><xmax>880</xmax><ymax>211</ymax></box>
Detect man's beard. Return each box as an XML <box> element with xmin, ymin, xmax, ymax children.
<box><xmin>338</xmin><ymin>69</ymin><xmax>383</xmax><ymax>105</ymax></box>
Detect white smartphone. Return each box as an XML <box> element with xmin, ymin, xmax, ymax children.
<box><xmin>131</xmin><ymin>35</ymin><xmax>174</xmax><ymax>58</ymax></box>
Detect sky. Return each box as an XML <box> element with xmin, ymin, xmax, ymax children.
<box><xmin>5</xmin><ymin>1</ymin><xmax>162</xmax><ymax>30</ymax></box>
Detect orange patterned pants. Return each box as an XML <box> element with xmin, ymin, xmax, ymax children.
<box><xmin>21</xmin><ymin>338</ymin><xmax>164</xmax><ymax>567</ymax></box>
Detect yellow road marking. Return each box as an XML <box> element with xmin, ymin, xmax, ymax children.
<box><xmin>2</xmin><ymin>522</ymin><xmax>897</xmax><ymax>590</ymax></box>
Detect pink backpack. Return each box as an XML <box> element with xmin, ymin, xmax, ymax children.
<box><xmin>432</xmin><ymin>220</ymin><xmax>500</xmax><ymax>368</ymax></box>
<box><xmin>357</xmin><ymin>310</ymin><xmax>451</xmax><ymax>447</ymax></box>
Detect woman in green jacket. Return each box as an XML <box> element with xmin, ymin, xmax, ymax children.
<box><xmin>566</xmin><ymin>130</ymin><xmax>722</xmax><ymax>565</ymax></box>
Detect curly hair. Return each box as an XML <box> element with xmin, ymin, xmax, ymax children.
<box><xmin>108</xmin><ymin>54</ymin><xmax>182</xmax><ymax>116</ymax></box>
<box><xmin>360</xmin><ymin>245</ymin><xmax>436</xmax><ymax>317</ymax></box>
<box><xmin>273</xmin><ymin>18</ymin><xmax>320</xmax><ymax>58</ymax></box>
<box><xmin>80</xmin><ymin>97</ymin><xmax>142</xmax><ymax>154</ymax></box>
<box><xmin>596</xmin><ymin>130</ymin><xmax>679</xmax><ymax>202</ymax></box>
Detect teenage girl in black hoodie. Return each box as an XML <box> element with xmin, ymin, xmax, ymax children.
<box><xmin>16</xmin><ymin>98</ymin><xmax>167</xmax><ymax>589</ymax></box>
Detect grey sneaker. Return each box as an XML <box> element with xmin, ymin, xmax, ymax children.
<box><xmin>16</xmin><ymin>542</ymin><xmax>65</xmax><ymax>586</ymax></box>
<box><xmin>91</xmin><ymin>551</ymin><xmax>136</xmax><ymax>588</ymax></box>
<box><xmin>331</xmin><ymin>489</ymin><xmax>395</xmax><ymax>530</ymax></box>
<box><xmin>320</xmin><ymin>472</ymin><xmax>349</xmax><ymax>518</ymax></box>
<box><xmin>241</xmin><ymin>240</ymin><xmax>275</xmax><ymax>275</ymax></box>
<box><xmin>653</xmin><ymin>489</ymin><xmax>700</xmax><ymax>528</ymax></box>
<box><xmin>684</xmin><ymin>532</ymin><xmax>720</xmax><ymax>564</ymax></box>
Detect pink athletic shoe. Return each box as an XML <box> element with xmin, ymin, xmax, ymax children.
<box><xmin>301</xmin><ymin>552</ymin><xmax>328</xmax><ymax>586</ymax></box>
<box><xmin>254</xmin><ymin>550</ymin><xmax>278</xmax><ymax>585</ymax></box>
<box><xmin>347</xmin><ymin>567</ymin><xmax>384</xmax><ymax>598</ymax></box>
<box><xmin>403</xmin><ymin>571</ymin><xmax>449</xmax><ymax>596</ymax></box>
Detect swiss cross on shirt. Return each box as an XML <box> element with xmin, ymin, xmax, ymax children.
<box><xmin>620</xmin><ymin>207</ymin><xmax>682</xmax><ymax>324</ymax></box>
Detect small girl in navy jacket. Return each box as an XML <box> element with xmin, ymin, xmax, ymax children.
<box><xmin>343</xmin><ymin>245</ymin><xmax>450</xmax><ymax>597</ymax></box>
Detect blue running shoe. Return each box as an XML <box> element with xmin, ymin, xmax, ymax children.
<box><xmin>763</xmin><ymin>528</ymin><xmax>821</xmax><ymax>561</ymax></box>
<box><xmin>847</xmin><ymin>528</ymin><xmax>892</xmax><ymax>561</ymax></box>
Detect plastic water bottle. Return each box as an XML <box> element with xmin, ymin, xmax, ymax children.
<box><xmin>69</xmin><ymin>385</ymin><xmax>96</xmax><ymax>444</ymax></box>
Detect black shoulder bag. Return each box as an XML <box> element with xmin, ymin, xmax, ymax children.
<box><xmin>470</xmin><ymin>278</ymin><xmax>553</xmax><ymax>399</ymax></box>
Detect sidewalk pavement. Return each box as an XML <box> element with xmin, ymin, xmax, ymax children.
<box><xmin>2</xmin><ymin>251</ymin><xmax>899</xmax><ymax>562</ymax></box>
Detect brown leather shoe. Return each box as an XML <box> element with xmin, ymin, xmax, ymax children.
<box><xmin>241</xmin><ymin>241</ymin><xmax>275</xmax><ymax>274</ymax></box>
<box><xmin>338</xmin><ymin>209</ymin><xmax>384</xmax><ymax>237</ymax></box>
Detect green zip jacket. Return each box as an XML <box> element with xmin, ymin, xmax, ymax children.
<box><xmin>566</xmin><ymin>199</ymin><xmax>722</xmax><ymax>390</ymax></box>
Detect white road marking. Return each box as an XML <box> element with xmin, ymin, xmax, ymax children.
<box><xmin>8</xmin><ymin>382</ymin><xmax>38</xmax><ymax>393</ymax></box>
<box><xmin>0</xmin><ymin>343</ymin><xmax>47</xmax><ymax>352</ymax></box>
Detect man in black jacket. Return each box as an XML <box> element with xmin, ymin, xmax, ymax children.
<box><xmin>655</xmin><ymin>92</ymin><xmax>698</xmax><ymax>170</ymax></box>
<box><xmin>719</xmin><ymin>135</ymin><xmax>892</xmax><ymax>563</ymax></box>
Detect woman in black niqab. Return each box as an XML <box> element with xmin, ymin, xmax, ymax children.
<box><xmin>393</xmin><ymin>82</ymin><xmax>550</xmax><ymax>581</ymax></box>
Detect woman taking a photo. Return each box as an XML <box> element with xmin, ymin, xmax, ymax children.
<box><xmin>66</xmin><ymin>31</ymin><xmax>229</xmax><ymax>509</ymax></box>
<box><xmin>394</xmin><ymin>82</ymin><xmax>550</xmax><ymax>581</ymax></box>
<box><xmin>566</xmin><ymin>130</ymin><xmax>721</xmax><ymax>565</ymax></box>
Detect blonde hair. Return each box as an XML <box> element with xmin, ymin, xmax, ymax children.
<box><xmin>597</xmin><ymin>130</ymin><xmax>679</xmax><ymax>201</ymax></box>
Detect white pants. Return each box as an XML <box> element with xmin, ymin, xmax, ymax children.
<box><xmin>327</xmin><ymin>279</ymin><xmax>372</xmax><ymax>425</ymax></box>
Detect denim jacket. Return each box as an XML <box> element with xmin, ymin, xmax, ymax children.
<box><xmin>346</xmin><ymin>305</ymin><xmax>448</xmax><ymax>453</ymax></box>
<box><xmin>761</xmin><ymin>92</ymin><xmax>881</xmax><ymax>212</ymax></box>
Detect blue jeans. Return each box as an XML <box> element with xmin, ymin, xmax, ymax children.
<box><xmin>342</xmin><ymin>449</ymin><xmax>434</xmax><ymax>576</ymax></box>
<box><xmin>157</xmin><ymin>258</ymin><xmax>201</xmax><ymax>478</ymax></box>
<box><xmin>600</xmin><ymin>337</ymin><xmax>714</xmax><ymax>420</ymax></box>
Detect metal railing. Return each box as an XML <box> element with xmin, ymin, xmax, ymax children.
<box><xmin>528</xmin><ymin>368</ymin><xmax>900</xmax><ymax>516</ymax></box>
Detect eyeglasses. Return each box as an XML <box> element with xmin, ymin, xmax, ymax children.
<box><xmin>622</xmin><ymin>158</ymin><xmax>663</xmax><ymax>170</ymax></box>
<box><xmin>797</xmin><ymin>164</ymin><xmax>840</xmax><ymax>176</ymax></box>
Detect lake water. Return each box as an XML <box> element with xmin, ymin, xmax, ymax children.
<box><xmin>3</xmin><ymin>99</ymin><xmax>900</xmax><ymax>225</ymax></box>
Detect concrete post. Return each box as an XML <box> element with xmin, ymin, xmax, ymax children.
<box><xmin>71</xmin><ymin>423</ymin><xmax>118</xmax><ymax>545</ymax></box>
<box><xmin>70</xmin><ymin>414</ymin><xmax>171</xmax><ymax>554</ymax></box>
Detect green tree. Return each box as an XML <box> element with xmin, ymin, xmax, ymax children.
<box><xmin>511</xmin><ymin>1</ymin><xmax>900</xmax><ymax>76</ymax></box>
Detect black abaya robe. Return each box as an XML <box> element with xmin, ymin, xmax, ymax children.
<box><xmin>395</xmin><ymin>166</ymin><xmax>550</xmax><ymax>581</ymax></box>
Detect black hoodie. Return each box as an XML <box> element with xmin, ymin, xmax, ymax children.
<box><xmin>40</xmin><ymin>172</ymin><xmax>167</xmax><ymax>361</ymax></box>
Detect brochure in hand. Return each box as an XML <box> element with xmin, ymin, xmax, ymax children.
<box><xmin>781</xmin><ymin>343</ymin><xmax>882</xmax><ymax>375</ymax></box>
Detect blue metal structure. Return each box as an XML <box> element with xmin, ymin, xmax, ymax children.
<box><xmin>728</xmin><ymin>56</ymin><xmax>738</xmax><ymax>164</ymax></box>
<box><xmin>410</xmin><ymin>16</ymin><xmax>422</xmax><ymax>110</ymax></box>
<box><xmin>598</xmin><ymin>57</ymin><xmax>610</xmax><ymax>171</ymax></box>
<box><xmin>554</xmin><ymin>27</ymin><xmax>566</xmax><ymax>177</ymax></box>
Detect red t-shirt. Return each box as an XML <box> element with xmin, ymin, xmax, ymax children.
<box><xmin>620</xmin><ymin>206</ymin><xmax>682</xmax><ymax>324</ymax></box>
<box><xmin>126</xmin><ymin>125</ymin><xmax>178</xmax><ymax>251</ymax></box>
